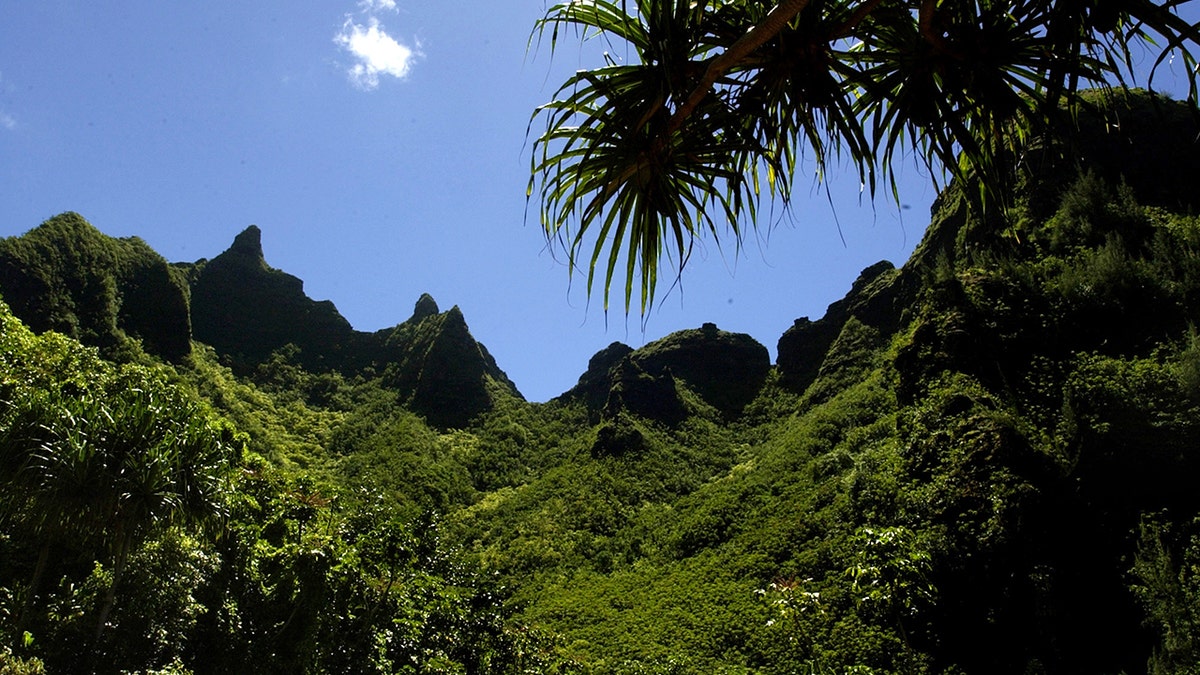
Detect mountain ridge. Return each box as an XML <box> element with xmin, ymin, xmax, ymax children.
<box><xmin>1</xmin><ymin>88</ymin><xmax>1200</xmax><ymax>673</ymax></box>
<box><xmin>0</xmin><ymin>217</ymin><xmax>818</xmax><ymax>422</ymax></box>
<box><xmin>0</xmin><ymin>220</ymin><xmax>526</xmax><ymax>429</ymax></box>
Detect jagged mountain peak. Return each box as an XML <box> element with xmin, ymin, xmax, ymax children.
<box><xmin>188</xmin><ymin>226</ymin><xmax>354</xmax><ymax>371</ymax></box>
<box><xmin>186</xmin><ymin>227</ymin><xmax>521</xmax><ymax>427</ymax></box>
<box><xmin>412</xmin><ymin>293</ymin><xmax>440</xmax><ymax>322</ymax></box>
<box><xmin>227</xmin><ymin>225</ymin><xmax>267</xmax><ymax>263</ymax></box>
<box><xmin>560</xmin><ymin>325</ymin><xmax>769</xmax><ymax>423</ymax></box>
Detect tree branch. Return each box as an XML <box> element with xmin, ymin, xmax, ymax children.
<box><xmin>667</xmin><ymin>0</ymin><xmax>814</xmax><ymax>134</ymax></box>
<box><xmin>833</xmin><ymin>0</ymin><xmax>887</xmax><ymax>39</ymax></box>
<box><xmin>918</xmin><ymin>0</ymin><xmax>955</xmax><ymax>56</ymax></box>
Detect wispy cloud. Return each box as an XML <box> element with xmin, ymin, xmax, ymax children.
<box><xmin>335</xmin><ymin>2</ymin><xmax>418</xmax><ymax>91</ymax></box>
<box><xmin>359</xmin><ymin>0</ymin><xmax>397</xmax><ymax>11</ymax></box>
<box><xmin>0</xmin><ymin>70</ymin><xmax>12</xmax><ymax>130</ymax></box>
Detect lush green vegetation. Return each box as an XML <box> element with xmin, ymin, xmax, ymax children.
<box><xmin>2</xmin><ymin>91</ymin><xmax>1200</xmax><ymax>673</ymax></box>
<box><xmin>0</xmin><ymin>302</ymin><xmax>565</xmax><ymax>674</ymax></box>
<box><xmin>0</xmin><ymin>212</ymin><xmax>192</xmax><ymax>363</ymax></box>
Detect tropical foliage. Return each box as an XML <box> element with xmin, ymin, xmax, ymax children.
<box><xmin>0</xmin><ymin>303</ymin><xmax>564</xmax><ymax>674</ymax></box>
<box><xmin>528</xmin><ymin>0</ymin><xmax>1200</xmax><ymax>312</ymax></box>
<box><xmin>3</xmin><ymin>91</ymin><xmax>1200</xmax><ymax>673</ymax></box>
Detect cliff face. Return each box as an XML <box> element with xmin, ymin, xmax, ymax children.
<box><xmin>186</xmin><ymin>226</ymin><xmax>360</xmax><ymax>372</ymax></box>
<box><xmin>0</xmin><ymin>212</ymin><xmax>191</xmax><ymax>362</ymax></box>
<box><xmin>185</xmin><ymin>228</ymin><xmax>521</xmax><ymax>428</ymax></box>
<box><xmin>561</xmin><ymin>323</ymin><xmax>770</xmax><ymax>423</ymax></box>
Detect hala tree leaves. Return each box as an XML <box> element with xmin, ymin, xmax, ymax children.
<box><xmin>0</xmin><ymin>364</ymin><xmax>237</xmax><ymax>555</ymax></box>
<box><xmin>531</xmin><ymin>0</ymin><xmax>762</xmax><ymax>315</ymax></box>
<box><xmin>529</xmin><ymin>0</ymin><xmax>1200</xmax><ymax>314</ymax></box>
<box><xmin>0</xmin><ymin>299</ymin><xmax>239</xmax><ymax>650</ymax></box>
<box><xmin>0</xmin><ymin>297</ymin><xmax>567</xmax><ymax>674</ymax></box>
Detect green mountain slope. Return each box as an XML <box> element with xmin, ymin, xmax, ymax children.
<box><xmin>0</xmin><ymin>212</ymin><xmax>192</xmax><ymax>362</ymax></box>
<box><xmin>452</xmin><ymin>89</ymin><xmax>1200</xmax><ymax>673</ymax></box>
<box><xmin>1</xmin><ymin>89</ymin><xmax>1199</xmax><ymax>674</ymax></box>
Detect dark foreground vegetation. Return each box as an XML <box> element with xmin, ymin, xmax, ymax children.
<box><xmin>2</xmin><ymin>90</ymin><xmax>1200</xmax><ymax>673</ymax></box>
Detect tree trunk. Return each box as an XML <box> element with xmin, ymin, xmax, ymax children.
<box><xmin>669</xmin><ymin>0</ymin><xmax>815</xmax><ymax>133</ymax></box>
<box><xmin>93</xmin><ymin>535</ymin><xmax>131</xmax><ymax>643</ymax></box>
<box><xmin>15</xmin><ymin>542</ymin><xmax>51</xmax><ymax>642</ymax></box>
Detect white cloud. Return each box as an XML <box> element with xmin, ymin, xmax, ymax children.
<box><xmin>334</xmin><ymin>17</ymin><xmax>418</xmax><ymax>90</ymax></box>
<box><xmin>360</xmin><ymin>0</ymin><xmax>397</xmax><ymax>11</ymax></box>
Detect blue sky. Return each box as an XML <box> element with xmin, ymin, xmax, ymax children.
<box><xmin>1</xmin><ymin>2</ymin><xmax>1195</xmax><ymax>401</ymax></box>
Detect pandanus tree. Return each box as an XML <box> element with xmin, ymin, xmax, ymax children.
<box><xmin>80</xmin><ymin>371</ymin><xmax>236</xmax><ymax>641</ymax></box>
<box><xmin>529</xmin><ymin>0</ymin><xmax>1200</xmax><ymax>315</ymax></box>
<box><xmin>0</xmin><ymin>361</ymin><xmax>236</xmax><ymax>642</ymax></box>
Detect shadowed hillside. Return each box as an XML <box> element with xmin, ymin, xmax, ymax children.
<box><xmin>185</xmin><ymin>225</ymin><xmax>360</xmax><ymax>372</ymax></box>
<box><xmin>559</xmin><ymin>322</ymin><xmax>770</xmax><ymax>424</ymax></box>
<box><xmin>2</xmin><ymin>89</ymin><xmax>1200</xmax><ymax>674</ymax></box>
<box><xmin>0</xmin><ymin>212</ymin><xmax>191</xmax><ymax>361</ymax></box>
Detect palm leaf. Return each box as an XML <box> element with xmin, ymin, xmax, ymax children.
<box><xmin>529</xmin><ymin>0</ymin><xmax>1200</xmax><ymax>315</ymax></box>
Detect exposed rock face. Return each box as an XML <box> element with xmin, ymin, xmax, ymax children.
<box><xmin>562</xmin><ymin>323</ymin><xmax>770</xmax><ymax>423</ymax></box>
<box><xmin>776</xmin><ymin>260</ymin><xmax>909</xmax><ymax>393</ymax></box>
<box><xmin>411</xmin><ymin>293</ymin><xmax>440</xmax><ymax>322</ymax></box>
<box><xmin>0</xmin><ymin>212</ymin><xmax>192</xmax><ymax>361</ymax></box>
<box><xmin>188</xmin><ymin>226</ymin><xmax>359</xmax><ymax>372</ymax></box>
<box><xmin>186</xmin><ymin>227</ymin><xmax>522</xmax><ymax>427</ymax></box>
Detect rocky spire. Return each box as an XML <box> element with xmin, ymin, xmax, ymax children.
<box><xmin>412</xmin><ymin>293</ymin><xmax>440</xmax><ymax>322</ymax></box>
<box><xmin>227</xmin><ymin>225</ymin><xmax>266</xmax><ymax>263</ymax></box>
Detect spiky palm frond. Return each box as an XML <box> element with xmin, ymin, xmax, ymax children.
<box><xmin>531</xmin><ymin>0</ymin><xmax>774</xmax><ymax>315</ymax></box>
<box><xmin>530</xmin><ymin>0</ymin><xmax>1200</xmax><ymax>315</ymax></box>
<box><xmin>851</xmin><ymin>1</ymin><xmax>1086</xmax><ymax>197</ymax></box>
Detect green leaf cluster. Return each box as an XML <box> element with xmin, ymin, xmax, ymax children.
<box><xmin>529</xmin><ymin>0</ymin><xmax>1200</xmax><ymax>313</ymax></box>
